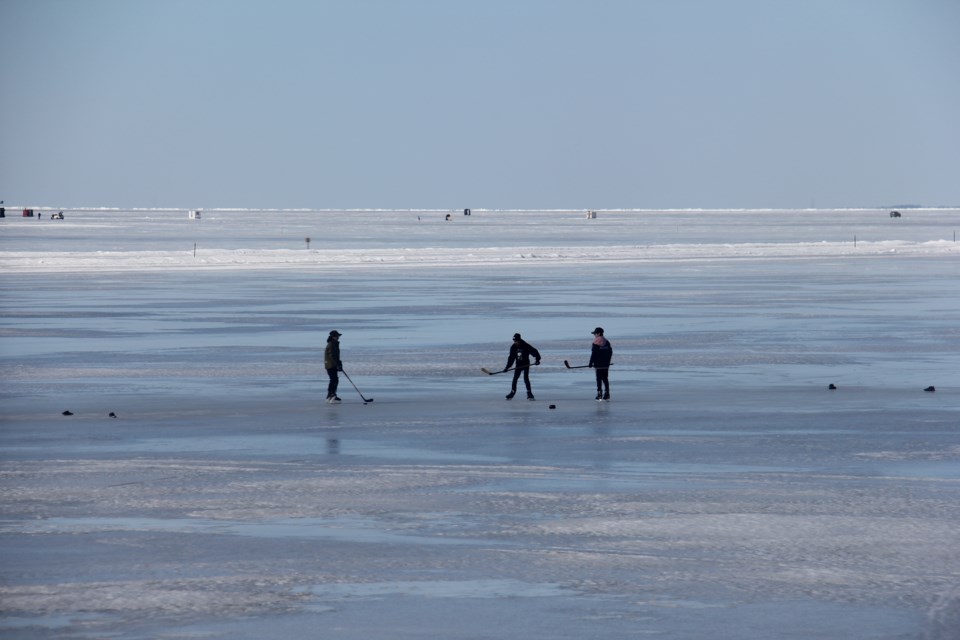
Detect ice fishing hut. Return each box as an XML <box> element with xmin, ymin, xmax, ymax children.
<box><xmin>22</xmin><ymin>208</ymin><xmax>35</xmax><ymax>217</ymax></box>
<box><xmin>586</xmin><ymin>210</ymin><xmax>597</xmax><ymax>219</ymax></box>
<box><xmin>188</xmin><ymin>209</ymin><xmax>202</xmax><ymax>220</ymax></box>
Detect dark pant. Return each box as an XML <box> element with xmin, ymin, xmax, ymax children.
<box><xmin>326</xmin><ymin>368</ymin><xmax>339</xmax><ymax>397</ymax></box>
<box><xmin>595</xmin><ymin>368</ymin><xmax>609</xmax><ymax>394</ymax></box>
<box><xmin>511</xmin><ymin>366</ymin><xmax>532</xmax><ymax>393</ymax></box>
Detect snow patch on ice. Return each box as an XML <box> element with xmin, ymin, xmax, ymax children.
<box><xmin>296</xmin><ymin>578</ymin><xmax>572</xmax><ymax>600</ymax></box>
<box><xmin>4</xmin><ymin>240</ymin><xmax>958</xmax><ymax>273</ymax></box>
<box><xmin>927</xmin><ymin>586</ymin><xmax>960</xmax><ymax>640</ymax></box>
<box><xmin>0</xmin><ymin>575</ymin><xmax>307</xmax><ymax>617</ymax></box>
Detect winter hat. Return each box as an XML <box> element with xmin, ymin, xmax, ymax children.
<box><xmin>592</xmin><ymin>327</ymin><xmax>604</xmax><ymax>335</ymax></box>
<box><xmin>329</xmin><ymin>330</ymin><xmax>342</xmax><ymax>337</ymax></box>
<box><xmin>513</xmin><ymin>333</ymin><xmax>522</xmax><ymax>340</ymax></box>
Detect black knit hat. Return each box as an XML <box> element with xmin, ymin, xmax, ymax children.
<box><xmin>591</xmin><ymin>327</ymin><xmax>604</xmax><ymax>335</ymax></box>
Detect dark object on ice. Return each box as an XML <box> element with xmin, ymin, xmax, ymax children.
<box><xmin>924</xmin><ymin>386</ymin><xmax>936</xmax><ymax>392</ymax></box>
<box><xmin>890</xmin><ymin>211</ymin><xmax>901</xmax><ymax>218</ymax></box>
<box><xmin>829</xmin><ymin>384</ymin><xmax>837</xmax><ymax>390</ymax></box>
<box><xmin>464</xmin><ymin>208</ymin><xmax>471</xmax><ymax>216</ymax></box>
<box><xmin>62</xmin><ymin>410</ymin><xmax>73</xmax><ymax>416</ymax></box>
<box><xmin>549</xmin><ymin>404</ymin><xmax>556</xmax><ymax>409</ymax></box>
<box><xmin>109</xmin><ymin>412</ymin><xmax>117</xmax><ymax>418</ymax></box>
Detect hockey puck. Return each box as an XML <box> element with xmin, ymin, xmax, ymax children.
<box><xmin>548</xmin><ymin>404</ymin><xmax>556</xmax><ymax>409</ymax></box>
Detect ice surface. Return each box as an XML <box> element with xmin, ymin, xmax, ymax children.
<box><xmin>1</xmin><ymin>209</ymin><xmax>958</xmax><ymax>639</ymax></box>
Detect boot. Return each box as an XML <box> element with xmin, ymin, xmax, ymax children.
<box><xmin>505</xmin><ymin>391</ymin><xmax>515</xmax><ymax>400</ymax></box>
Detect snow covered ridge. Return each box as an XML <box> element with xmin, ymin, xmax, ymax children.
<box><xmin>2</xmin><ymin>240</ymin><xmax>958</xmax><ymax>273</ymax></box>
<box><xmin>4</xmin><ymin>208</ymin><xmax>957</xmax><ymax>272</ymax></box>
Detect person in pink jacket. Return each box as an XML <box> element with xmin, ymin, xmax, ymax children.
<box><xmin>588</xmin><ymin>327</ymin><xmax>613</xmax><ymax>401</ymax></box>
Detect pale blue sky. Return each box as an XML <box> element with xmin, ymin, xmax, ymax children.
<box><xmin>2</xmin><ymin>0</ymin><xmax>958</xmax><ymax>209</ymax></box>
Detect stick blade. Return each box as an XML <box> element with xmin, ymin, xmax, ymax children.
<box><xmin>481</xmin><ymin>367</ymin><xmax>495</xmax><ymax>375</ymax></box>
<box><xmin>563</xmin><ymin>360</ymin><xmax>572</xmax><ymax>369</ymax></box>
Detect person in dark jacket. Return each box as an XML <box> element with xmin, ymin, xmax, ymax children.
<box><xmin>324</xmin><ymin>330</ymin><xmax>343</xmax><ymax>403</ymax></box>
<box><xmin>588</xmin><ymin>327</ymin><xmax>613</xmax><ymax>401</ymax></box>
<box><xmin>504</xmin><ymin>333</ymin><xmax>541</xmax><ymax>400</ymax></box>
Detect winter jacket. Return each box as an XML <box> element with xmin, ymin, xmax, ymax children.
<box><xmin>506</xmin><ymin>340</ymin><xmax>541</xmax><ymax>370</ymax></box>
<box><xmin>589</xmin><ymin>337</ymin><xmax>613</xmax><ymax>369</ymax></box>
<box><xmin>324</xmin><ymin>337</ymin><xmax>341</xmax><ymax>370</ymax></box>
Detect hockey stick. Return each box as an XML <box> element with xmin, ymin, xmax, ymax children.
<box><xmin>341</xmin><ymin>370</ymin><xmax>374</xmax><ymax>403</ymax></box>
<box><xmin>564</xmin><ymin>360</ymin><xmax>614</xmax><ymax>369</ymax></box>
<box><xmin>481</xmin><ymin>363</ymin><xmax>536</xmax><ymax>375</ymax></box>
<box><xmin>482</xmin><ymin>366</ymin><xmax>516</xmax><ymax>375</ymax></box>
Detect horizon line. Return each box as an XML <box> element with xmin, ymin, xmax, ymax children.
<box><xmin>4</xmin><ymin>205</ymin><xmax>957</xmax><ymax>214</ymax></box>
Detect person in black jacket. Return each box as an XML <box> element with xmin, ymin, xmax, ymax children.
<box><xmin>504</xmin><ymin>333</ymin><xmax>541</xmax><ymax>400</ymax></box>
<box><xmin>324</xmin><ymin>330</ymin><xmax>343</xmax><ymax>403</ymax></box>
<box><xmin>588</xmin><ymin>327</ymin><xmax>613</xmax><ymax>400</ymax></box>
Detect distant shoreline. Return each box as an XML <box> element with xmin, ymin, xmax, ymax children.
<box><xmin>4</xmin><ymin>206</ymin><xmax>959</xmax><ymax>214</ymax></box>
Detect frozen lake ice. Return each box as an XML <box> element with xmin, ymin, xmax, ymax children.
<box><xmin>1</xmin><ymin>208</ymin><xmax>959</xmax><ymax>638</ymax></box>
